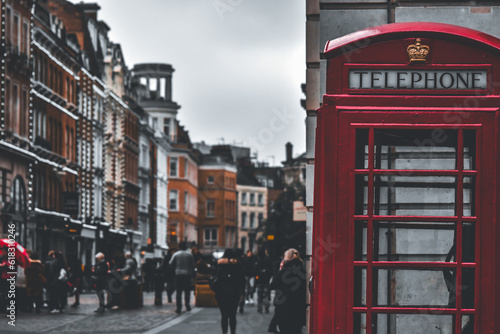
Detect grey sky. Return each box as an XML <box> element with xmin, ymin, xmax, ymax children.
<box><xmin>75</xmin><ymin>0</ymin><xmax>306</xmax><ymax>165</ymax></box>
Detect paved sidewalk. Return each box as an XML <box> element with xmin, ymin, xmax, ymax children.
<box><xmin>151</xmin><ymin>303</ymin><xmax>278</xmax><ymax>334</ymax></box>
<box><xmin>3</xmin><ymin>292</ymin><xmax>177</xmax><ymax>334</ymax></box>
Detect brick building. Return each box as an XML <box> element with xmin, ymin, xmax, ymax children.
<box><xmin>198</xmin><ymin>146</ymin><xmax>237</xmax><ymax>252</ymax></box>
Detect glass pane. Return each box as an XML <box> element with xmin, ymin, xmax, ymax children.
<box><xmin>354</xmin><ymin>267</ymin><xmax>366</xmax><ymax>306</ymax></box>
<box><xmin>374</xmin><ymin>269</ymin><xmax>454</xmax><ymax>307</ymax></box>
<box><xmin>463</xmin><ymin>130</ymin><xmax>476</xmax><ymax>170</ymax></box>
<box><xmin>353</xmin><ymin>313</ymin><xmax>366</xmax><ymax>334</ymax></box>
<box><xmin>354</xmin><ymin>221</ymin><xmax>367</xmax><ymax>261</ymax></box>
<box><xmin>356</xmin><ymin>129</ymin><xmax>369</xmax><ymax>169</ymax></box>
<box><xmin>373</xmin><ymin>221</ymin><xmax>455</xmax><ymax>262</ymax></box>
<box><xmin>462</xmin><ymin>268</ymin><xmax>475</xmax><ymax>309</ymax></box>
<box><xmin>374</xmin><ymin>176</ymin><xmax>456</xmax><ymax>216</ymax></box>
<box><xmin>463</xmin><ymin>222</ymin><xmax>475</xmax><ymax>263</ymax></box>
<box><xmin>372</xmin><ymin>314</ymin><xmax>453</xmax><ymax>334</ymax></box>
<box><xmin>463</xmin><ymin>177</ymin><xmax>475</xmax><ymax>217</ymax></box>
<box><xmin>374</xmin><ymin>129</ymin><xmax>457</xmax><ymax>170</ymax></box>
<box><xmin>355</xmin><ymin>175</ymin><xmax>369</xmax><ymax>215</ymax></box>
<box><xmin>462</xmin><ymin>315</ymin><xmax>474</xmax><ymax>333</ymax></box>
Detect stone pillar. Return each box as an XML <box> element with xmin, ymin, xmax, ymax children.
<box><xmin>156</xmin><ymin>77</ymin><xmax>161</xmax><ymax>100</ymax></box>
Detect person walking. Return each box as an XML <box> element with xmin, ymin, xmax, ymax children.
<box><xmin>210</xmin><ymin>249</ymin><xmax>245</xmax><ymax>334</ymax></box>
<box><xmin>161</xmin><ymin>248</ymin><xmax>176</xmax><ymax>303</ymax></box>
<box><xmin>93</xmin><ymin>252</ymin><xmax>109</xmax><ymax>313</ymax></box>
<box><xmin>55</xmin><ymin>251</ymin><xmax>69</xmax><ymax>313</ymax></box>
<box><xmin>68</xmin><ymin>257</ymin><xmax>83</xmax><ymax>307</ymax></box>
<box><xmin>169</xmin><ymin>241</ymin><xmax>195</xmax><ymax>313</ymax></box>
<box><xmin>25</xmin><ymin>252</ymin><xmax>45</xmax><ymax>313</ymax></box>
<box><xmin>254</xmin><ymin>248</ymin><xmax>273</xmax><ymax>314</ymax></box>
<box><xmin>44</xmin><ymin>250</ymin><xmax>63</xmax><ymax>313</ymax></box>
<box><xmin>270</xmin><ymin>248</ymin><xmax>306</xmax><ymax>334</ymax></box>
<box><xmin>243</xmin><ymin>250</ymin><xmax>256</xmax><ymax>304</ymax></box>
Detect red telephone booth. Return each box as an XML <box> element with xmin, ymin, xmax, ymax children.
<box><xmin>311</xmin><ymin>23</ymin><xmax>500</xmax><ymax>334</ymax></box>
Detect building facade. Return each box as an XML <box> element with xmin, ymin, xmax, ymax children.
<box><xmin>198</xmin><ymin>146</ymin><xmax>237</xmax><ymax>252</ymax></box>
<box><xmin>236</xmin><ymin>184</ymin><xmax>267</xmax><ymax>253</ymax></box>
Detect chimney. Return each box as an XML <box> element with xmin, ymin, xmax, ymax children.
<box><xmin>286</xmin><ymin>142</ymin><xmax>293</xmax><ymax>163</ymax></box>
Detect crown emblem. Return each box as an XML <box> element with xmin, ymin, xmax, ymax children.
<box><xmin>407</xmin><ymin>38</ymin><xmax>430</xmax><ymax>63</ymax></box>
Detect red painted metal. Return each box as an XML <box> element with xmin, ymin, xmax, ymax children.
<box><xmin>312</xmin><ymin>22</ymin><xmax>500</xmax><ymax>334</ymax></box>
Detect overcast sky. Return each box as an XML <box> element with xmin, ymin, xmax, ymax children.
<box><xmin>73</xmin><ymin>0</ymin><xmax>306</xmax><ymax>166</ymax></box>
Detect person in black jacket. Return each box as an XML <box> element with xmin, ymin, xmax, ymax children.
<box><xmin>212</xmin><ymin>249</ymin><xmax>245</xmax><ymax>334</ymax></box>
<box><xmin>44</xmin><ymin>250</ymin><xmax>63</xmax><ymax>313</ymax></box>
<box><xmin>254</xmin><ymin>248</ymin><xmax>273</xmax><ymax>314</ymax></box>
<box><xmin>93</xmin><ymin>252</ymin><xmax>108</xmax><ymax>313</ymax></box>
<box><xmin>270</xmin><ymin>248</ymin><xmax>306</xmax><ymax>334</ymax></box>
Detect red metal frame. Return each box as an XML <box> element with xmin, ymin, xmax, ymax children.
<box><xmin>311</xmin><ymin>22</ymin><xmax>500</xmax><ymax>334</ymax></box>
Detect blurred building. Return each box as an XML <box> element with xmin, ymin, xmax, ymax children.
<box><xmin>197</xmin><ymin>145</ymin><xmax>237</xmax><ymax>252</ymax></box>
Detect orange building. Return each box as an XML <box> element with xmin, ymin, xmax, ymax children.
<box><xmin>197</xmin><ymin>146</ymin><xmax>237</xmax><ymax>251</ymax></box>
<box><xmin>167</xmin><ymin>122</ymin><xmax>199</xmax><ymax>247</ymax></box>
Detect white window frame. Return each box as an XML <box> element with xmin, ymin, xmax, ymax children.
<box><xmin>206</xmin><ymin>199</ymin><xmax>215</xmax><ymax>218</ymax></box>
<box><xmin>204</xmin><ymin>228</ymin><xmax>218</xmax><ymax>247</ymax></box>
<box><xmin>170</xmin><ymin>157</ymin><xmax>178</xmax><ymax>177</ymax></box>
<box><xmin>169</xmin><ymin>189</ymin><xmax>178</xmax><ymax>211</ymax></box>
<box><xmin>241</xmin><ymin>192</ymin><xmax>247</xmax><ymax>205</ymax></box>
<box><xmin>241</xmin><ymin>212</ymin><xmax>247</xmax><ymax>228</ymax></box>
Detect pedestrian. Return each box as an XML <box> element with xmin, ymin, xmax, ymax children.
<box><xmin>243</xmin><ymin>250</ymin><xmax>256</xmax><ymax>304</ymax></box>
<box><xmin>83</xmin><ymin>259</ymin><xmax>93</xmax><ymax>292</ymax></box>
<box><xmin>25</xmin><ymin>252</ymin><xmax>46</xmax><ymax>313</ymax></box>
<box><xmin>254</xmin><ymin>248</ymin><xmax>273</xmax><ymax>314</ymax></box>
<box><xmin>210</xmin><ymin>248</ymin><xmax>245</xmax><ymax>334</ymax></box>
<box><xmin>161</xmin><ymin>248</ymin><xmax>176</xmax><ymax>303</ymax></box>
<box><xmin>270</xmin><ymin>248</ymin><xmax>306</xmax><ymax>334</ymax></box>
<box><xmin>55</xmin><ymin>251</ymin><xmax>69</xmax><ymax>312</ymax></box>
<box><xmin>169</xmin><ymin>241</ymin><xmax>195</xmax><ymax>313</ymax></box>
<box><xmin>93</xmin><ymin>252</ymin><xmax>108</xmax><ymax>313</ymax></box>
<box><xmin>118</xmin><ymin>251</ymin><xmax>138</xmax><ymax>280</ymax></box>
<box><xmin>44</xmin><ymin>250</ymin><xmax>63</xmax><ymax>313</ymax></box>
<box><xmin>234</xmin><ymin>248</ymin><xmax>246</xmax><ymax>314</ymax></box>
<box><xmin>142</xmin><ymin>258</ymin><xmax>154</xmax><ymax>292</ymax></box>
<box><xmin>68</xmin><ymin>257</ymin><xmax>83</xmax><ymax>307</ymax></box>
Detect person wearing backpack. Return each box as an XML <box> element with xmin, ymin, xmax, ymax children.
<box><xmin>210</xmin><ymin>249</ymin><xmax>245</xmax><ymax>334</ymax></box>
<box><xmin>254</xmin><ymin>248</ymin><xmax>273</xmax><ymax>314</ymax></box>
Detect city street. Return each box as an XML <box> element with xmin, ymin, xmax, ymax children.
<box><xmin>3</xmin><ymin>292</ymin><xmax>295</xmax><ymax>334</ymax></box>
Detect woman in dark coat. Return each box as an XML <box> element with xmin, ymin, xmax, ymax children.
<box><xmin>212</xmin><ymin>249</ymin><xmax>245</xmax><ymax>334</ymax></box>
<box><xmin>270</xmin><ymin>248</ymin><xmax>307</xmax><ymax>334</ymax></box>
<box><xmin>25</xmin><ymin>252</ymin><xmax>45</xmax><ymax>313</ymax></box>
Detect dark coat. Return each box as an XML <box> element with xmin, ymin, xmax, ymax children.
<box><xmin>44</xmin><ymin>257</ymin><xmax>63</xmax><ymax>288</ymax></box>
<box><xmin>94</xmin><ymin>260</ymin><xmax>108</xmax><ymax>290</ymax></box>
<box><xmin>212</xmin><ymin>258</ymin><xmax>245</xmax><ymax>297</ymax></box>
<box><xmin>254</xmin><ymin>256</ymin><xmax>273</xmax><ymax>286</ymax></box>
<box><xmin>25</xmin><ymin>260</ymin><xmax>45</xmax><ymax>297</ymax></box>
<box><xmin>270</xmin><ymin>258</ymin><xmax>307</xmax><ymax>332</ymax></box>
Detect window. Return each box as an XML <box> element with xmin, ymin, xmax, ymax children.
<box><xmin>241</xmin><ymin>212</ymin><xmax>247</xmax><ymax>228</ymax></box>
<box><xmin>169</xmin><ymin>157</ymin><xmax>178</xmax><ymax>177</ymax></box>
<box><xmin>13</xmin><ymin>13</ymin><xmax>20</xmax><ymax>52</ymax></box>
<box><xmin>241</xmin><ymin>192</ymin><xmax>247</xmax><ymax>205</ymax></box>
<box><xmin>207</xmin><ymin>175</ymin><xmax>214</xmax><ymax>184</ymax></box>
<box><xmin>184</xmin><ymin>159</ymin><xmax>188</xmax><ymax>178</ymax></box>
<box><xmin>152</xmin><ymin>117</ymin><xmax>158</xmax><ymax>130</ymax></box>
<box><xmin>249</xmin><ymin>193</ymin><xmax>255</xmax><ymax>206</ymax></box>
<box><xmin>204</xmin><ymin>228</ymin><xmax>218</xmax><ymax>247</ymax></box>
<box><xmin>22</xmin><ymin>20</ymin><xmax>29</xmax><ymax>57</ymax></box>
<box><xmin>169</xmin><ymin>190</ymin><xmax>178</xmax><ymax>211</ymax></box>
<box><xmin>184</xmin><ymin>191</ymin><xmax>188</xmax><ymax>212</ymax></box>
<box><xmin>250</xmin><ymin>213</ymin><xmax>255</xmax><ymax>229</ymax></box>
<box><xmin>206</xmin><ymin>199</ymin><xmax>215</xmax><ymax>218</ymax></box>
<box><xmin>258</xmin><ymin>193</ymin><xmax>264</xmax><ymax>206</ymax></box>
<box><xmin>163</xmin><ymin>118</ymin><xmax>170</xmax><ymax>138</ymax></box>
